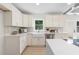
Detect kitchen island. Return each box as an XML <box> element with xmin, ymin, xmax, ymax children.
<box><xmin>46</xmin><ymin>39</ymin><xmax>79</xmax><ymax>55</ymax></box>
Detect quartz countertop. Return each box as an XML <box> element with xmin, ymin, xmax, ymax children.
<box><xmin>46</xmin><ymin>39</ymin><xmax>79</xmax><ymax>55</ymax></box>
<box><xmin>5</xmin><ymin>33</ymin><xmax>27</xmax><ymax>37</ymax></box>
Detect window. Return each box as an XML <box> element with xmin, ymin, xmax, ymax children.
<box><xmin>35</xmin><ymin>20</ymin><xmax>43</xmax><ymax>30</ymax></box>
<box><xmin>77</xmin><ymin>21</ymin><xmax>79</xmax><ymax>32</ymax></box>
<box><xmin>77</xmin><ymin>21</ymin><xmax>79</xmax><ymax>26</ymax></box>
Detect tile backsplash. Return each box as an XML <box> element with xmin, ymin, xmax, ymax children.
<box><xmin>45</xmin><ymin>27</ymin><xmax>63</xmax><ymax>33</ymax></box>
<box><xmin>4</xmin><ymin>26</ymin><xmax>19</xmax><ymax>34</ymax></box>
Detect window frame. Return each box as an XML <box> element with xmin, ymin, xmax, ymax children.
<box><xmin>33</xmin><ymin>19</ymin><xmax>44</xmax><ymax>32</ymax></box>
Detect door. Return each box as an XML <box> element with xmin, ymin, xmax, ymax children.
<box><xmin>0</xmin><ymin>10</ymin><xmax>4</xmax><ymax>54</ymax></box>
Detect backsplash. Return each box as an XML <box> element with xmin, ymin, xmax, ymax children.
<box><xmin>4</xmin><ymin>26</ymin><xmax>19</xmax><ymax>34</ymax></box>
<box><xmin>27</xmin><ymin>27</ymin><xmax>33</xmax><ymax>32</ymax></box>
<box><xmin>4</xmin><ymin>26</ymin><xmax>29</xmax><ymax>34</ymax></box>
<box><xmin>45</xmin><ymin>27</ymin><xmax>63</xmax><ymax>33</ymax></box>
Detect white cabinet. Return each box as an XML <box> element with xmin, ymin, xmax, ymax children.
<box><xmin>4</xmin><ymin>33</ymin><xmax>27</xmax><ymax>55</ymax></box>
<box><xmin>63</xmin><ymin>15</ymin><xmax>76</xmax><ymax>33</ymax></box>
<box><xmin>4</xmin><ymin>36</ymin><xmax>20</xmax><ymax>55</ymax></box>
<box><xmin>4</xmin><ymin>11</ymin><xmax>13</xmax><ymax>26</ymax></box>
<box><xmin>44</xmin><ymin>15</ymin><xmax>53</xmax><ymax>27</ymax></box>
<box><xmin>27</xmin><ymin>34</ymin><xmax>45</xmax><ymax>46</ymax></box>
<box><xmin>12</xmin><ymin>10</ymin><xmax>22</xmax><ymax>26</ymax></box>
<box><xmin>63</xmin><ymin>20</ymin><xmax>76</xmax><ymax>33</ymax></box>
<box><xmin>22</xmin><ymin>14</ymin><xmax>29</xmax><ymax>27</ymax></box>
<box><xmin>53</xmin><ymin>15</ymin><xmax>64</xmax><ymax>27</ymax></box>
<box><xmin>22</xmin><ymin>15</ymin><xmax>33</xmax><ymax>27</ymax></box>
<box><xmin>18</xmin><ymin>11</ymin><xmax>22</xmax><ymax>26</ymax></box>
<box><xmin>11</xmin><ymin>5</ymin><xmax>22</xmax><ymax>26</ymax></box>
<box><xmin>27</xmin><ymin>34</ymin><xmax>32</xmax><ymax>46</ymax></box>
<box><xmin>2</xmin><ymin>3</ymin><xmax>23</xmax><ymax>27</ymax></box>
<box><xmin>44</xmin><ymin>15</ymin><xmax>64</xmax><ymax>27</ymax></box>
<box><xmin>32</xmin><ymin>37</ymin><xmax>45</xmax><ymax>46</ymax></box>
<box><xmin>4</xmin><ymin>10</ymin><xmax>22</xmax><ymax>26</ymax></box>
<box><xmin>28</xmin><ymin>15</ymin><xmax>33</xmax><ymax>27</ymax></box>
<box><xmin>20</xmin><ymin>33</ymin><xmax>27</xmax><ymax>54</ymax></box>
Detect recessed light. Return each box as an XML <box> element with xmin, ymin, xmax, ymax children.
<box><xmin>36</xmin><ymin>3</ymin><xmax>40</xmax><ymax>5</ymax></box>
<box><xmin>67</xmin><ymin>3</ymin><xmax>71</xmax><ymax>5</ymax></box>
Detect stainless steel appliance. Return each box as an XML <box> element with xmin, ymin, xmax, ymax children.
<box><xmin>45</xmin><ymin>34</ymin><xmax>55</xmax><ymax>39</ymax></box>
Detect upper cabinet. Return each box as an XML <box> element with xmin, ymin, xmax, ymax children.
<box><xmin>22</xmin><ymin>14</ymin><xmax>29</xmax><ymax>27</ymax></box>
<box><xmin>4</xmin><ymin>4</ymin><xmax>23</xmax><ymax>27</ymax></box>
<box><xmin>28</xmin><ymin>15</ymin><xmax>33</xmax><ymax>27</ymax></box>
<box><xmin>63</xmin><ymin>15</ymin><xmax>77</xmax><ymax>33</ymax></box>
<box><xmin>53</xmin><ymin>15</ymin><xmax>65</xmax><ymax>27</ymax></box>
<box><xmin>4</xmin><ymin>11</ymin><xmax>22</xmax><ymax>27</ymax></box>
<box><xmin>44</xmin><ymin>15</ymin><xmax>64</xmax><ymax>27</ymax></box>
<box><xmin>44</xmin><ymin>15</ymin><xmax>53</xmax><ymax>27</ymax></box>
<box><xmin>22</xmin><ymin>14</ymin><xmax>33</xmax><ymax>27</ymax></box>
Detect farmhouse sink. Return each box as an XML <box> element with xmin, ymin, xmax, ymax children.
<box><xmin>31</xmin><ymin>32</ymin><xmax>44</xmax><ymax>38</ymax></box>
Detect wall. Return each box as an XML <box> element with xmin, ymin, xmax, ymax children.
<box><xmin>0</xmin><ymin>10</ymin><xmax>4</xmax><ymax>54</ymax></box>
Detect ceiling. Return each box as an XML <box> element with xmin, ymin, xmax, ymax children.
<box><xmin>13</xmin><ymin>3</ymin><xmax>72</xmax><ymax>14</ymax></box>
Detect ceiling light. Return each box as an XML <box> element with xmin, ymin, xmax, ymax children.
<box><xmin>67</xmin><ymin>3</ymin><xmax>71</xmax><ymax>5</ymax></box>
<box><xmin>36</xmin><ymin>3</ymin><xmax>40</xmax><ymax>5</ymax></box>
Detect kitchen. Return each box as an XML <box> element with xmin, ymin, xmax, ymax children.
<box><xmin>0</xmin><ymin>3</ymin><xmax>79</xmax><ymax>55</ymax></box>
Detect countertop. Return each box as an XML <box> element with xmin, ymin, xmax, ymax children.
<box><xmin>5</xmin><ymin>33</ymin><xmax>27</xmax><ymax>37</ymax></box>
<box><xmin>27</xmin><ymin>32</ymin><xmax>68</xmax><ymax>34</ymax></box>
<box><xmin>46</xmin><ymin>39</ymin><xmax>79</xmax><ymax>55</ymax></box>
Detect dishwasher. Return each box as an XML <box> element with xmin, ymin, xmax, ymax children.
<box><xmin>45</xmin><ymin>34</ymin><xmax>55</xmax><ymax>39</ymax></box>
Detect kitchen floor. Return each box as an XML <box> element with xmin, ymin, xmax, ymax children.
<box><xmin>22</xmin><ymin>46</ymin><xmax>47</xmax><ymax>55</ymax></box>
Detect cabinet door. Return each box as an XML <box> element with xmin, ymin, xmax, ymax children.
<box><xmin>45</xmin><ymin>15</ymin><xmax>53</xmax><ymax>27</ymax></box>
<box><xmin>23</xmin><ymin>14</ymin><xmax>29</xmax><ymax>27</ymax></box>
<box><xmin>28</xmin><ymin>15</ymin><xmax>33</xmax><ymax>27</ymax></box>
<box><xmin>5</xmin><ymin>36</ymin><xmax>20</xmax><ymax>55</ymax></box>
<box><xmin>31</xmin><ymin>37</ymin><xmax>38</xmax><ymax>46</ymax></box>
<box><xmin>63</xmin><ymin>20</ymin><xmax>76</xmax><ymax>33</ymax></box>
<box><xmin>27</xmin><ymin>38</ymin><xmax>32</xmax><ymax>46</ymax></box>
<box><xmin>4</xmin><ymin>11</ymin><xmax>12</xmax><ymax>26</ymax></box>
<box><xmin>53</xmin><ymin>15</ymin><xmax>64</xmax><ymax>27</ymax></box>
<box><xmin>27</xmin><ymin>34</ymin><xmax>32</xmax><ymax>46</ymax></box>
<box><xmin>20</xmin><ymin>37</ymin><xmax>24</xmax><ymax>53</ymax></box>
<box><xmin>32</xmin><ymin>37</ymin><xmax>45</xmax><ymax>46</ymax></box>
<box><xmin>12</xmin><ymin>8</ymin><xmax>22</xmax><ymax>26</ymax></box>
<box><xmin>38</xmin><ymin>37</ymin><xmax>45</xmax><ymax>46</ymax></box>
<box><xmin>12</xmin><ymin>11</ymin><xmax>18</xmax><ymax>26</ymax></box>
<box><xmin>20</xmin><ymin>34</ymin><xmax>27</xmax><ymax>54</ymax></box>
<box><xmin>58</xmin><ymin>15</ymin><xmax>64</xmax><ymax>27</ymax></box>
<box><xmin>18</xmin><ymin>12</ymin><xmax>22</xmax><ymax>27</ymax></box>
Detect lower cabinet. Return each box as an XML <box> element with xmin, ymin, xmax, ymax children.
<box><xmin>20</xmin><ymin>33</ymin><xmax>27</xmax><ymax>54</ymax></box>
<box><xmin>4</xmin><ymin>36</ymin><xmax>20</xmax><ymax>55</ymax></box>
<box><xmin>27</xmin><ymin>34</ymin><xmax>45</xmax><ymax>46</ymax></box>
<box><xmin>4</xmin><ymin>33</ymin><xmax>27</xmax><ymax>55</ymax></box>
<box><xmin>32</xmin><ymin>37</ymin><xmax>45</xmax><ymax>46</ymax></box>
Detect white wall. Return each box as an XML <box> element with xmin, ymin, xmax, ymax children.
<box><xmin>0</xmin><ymin>10</ymin><xmax>4</xmax><ymax>54</ymax></box>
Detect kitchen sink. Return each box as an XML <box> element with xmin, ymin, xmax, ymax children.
<box><xmin>32</xmin><ymin>32</ymin><xmax>44</xmax><ymax>38</ymax></box>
